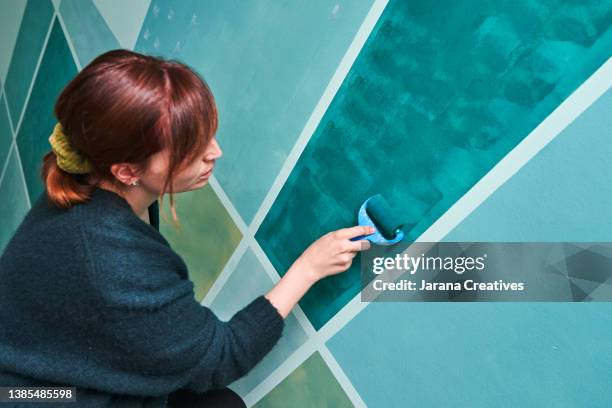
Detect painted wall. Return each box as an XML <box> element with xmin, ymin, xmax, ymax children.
<box><xmin>0</xmin><ymin>0</ymin><xmax>610</xmax><ymax>406</ymax></box>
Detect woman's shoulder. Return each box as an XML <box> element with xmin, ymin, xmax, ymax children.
<box><xmin>2</xmin><ymin>188</ymin><xmax>184</xmax><ymax>280</ymax></box>
<box><xmin>75</xmin><ymin>189</ymin><xmax>187</xmax><ymax>273</ymax></box>
<box><xmin>35</xmin><ymin>189</ymin><xmax>190</xmax><ymax>309</ymax></box>
<box><xmin>0</xmin><ymin>189</ymin><xmax>183</xmax><ymax>315</ymax></box>
<box><xmin>74</xmin><ymin>195</ymin><xmax>192</xmax><ymax>312</ymax></box>
<box><xmin>8</xmin><ymin>188</ymin><xmax>159</xmax><ymax>246</ymax></box>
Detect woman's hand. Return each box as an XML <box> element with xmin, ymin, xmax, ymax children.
<box><xmin>264</xmin><ymin>225</ymin><xmax>374</xmax><ymax>319</ymax></box>
<box><xmin>295</xmin><ymin>225</ymin><xmax>375</xmax><ymax>282</ymax></box>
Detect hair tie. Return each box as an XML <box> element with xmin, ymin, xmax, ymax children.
<box><xmin>48</xmin><ymin>123</ymin><xmax>94</xmax><ymax>174</ymax></box>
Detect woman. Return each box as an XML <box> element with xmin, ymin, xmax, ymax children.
<box><xmin>0</xmin><ymin>49</ymin><xmax>373</xmax><ymax>407</ymax></box>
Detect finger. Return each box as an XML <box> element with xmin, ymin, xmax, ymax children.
<box><xmin>336</xmin><ymin>225</ymin><xmax>375</xmax><ymax>240</ymax></box>
<box><xmin>342</xmin><ymin>239</ymin><xmax>371</xmax><ymax>253</ymax></box>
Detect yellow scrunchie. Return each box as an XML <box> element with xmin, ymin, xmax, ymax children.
<box><xmin>48</xmin><ymin>123</ymin><xmax>94</xmax><ymax>174</ymax></box>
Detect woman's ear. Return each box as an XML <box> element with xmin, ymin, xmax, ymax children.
<box><xmin>109</xmin><ymin>162</ymin><xmax>143</xmax><ymax>186</ymax></box>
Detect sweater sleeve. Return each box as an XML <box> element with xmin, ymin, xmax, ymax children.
<box><xmin>79</xmin><ymin>216</ymin><xmax>285</xmax><ymax>395</ymax></box>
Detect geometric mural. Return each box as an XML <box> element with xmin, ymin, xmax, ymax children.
<box><xmin>1</xmin><ymin>0</ymin><xmax>611</xmax><ymax>406</ymax></box>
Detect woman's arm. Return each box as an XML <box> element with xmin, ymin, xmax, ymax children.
<box><xmin>80</xmin><ymin>219</ymin><xmax>372</xmax><ymax>393</ymax></box>
<box><xmin>265</xmin><ymin>225</ymin><xmax>374</xmax><ymax>318</ymax></box>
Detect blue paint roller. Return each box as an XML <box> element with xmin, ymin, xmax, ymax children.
<box><xmin>350</xmin><ymin>194</ymin><xmax>404</xmax><ymax>245</ymax></box>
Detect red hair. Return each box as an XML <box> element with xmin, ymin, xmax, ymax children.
<box><xmin>41</xmin><ymin>49</ymin><xmax>218</xmax><ymax>227</ymax></box>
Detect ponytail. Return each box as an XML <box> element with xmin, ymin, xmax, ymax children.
<box><xmin>41</xmin><ymin>151</ymin><xmax>96</xmax><ymax>209</ymax></box>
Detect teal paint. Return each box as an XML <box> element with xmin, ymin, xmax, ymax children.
<box><xmin>209</xmin><ymin>248</ymin><xmax>308</xmax><ymax>396</ymax></box>
<box><xmin>16</xmin><ymin>18</ymin><xmax>78</xmax><ymax>204</ymax></box>
<box><xmin>134</xmin><ymin>0</ymin><xmax>375</xmax><ymax>223</ymax></box>
<box><xmin>4</xmin><ymin>0</ymin><xmax>54</xmax><ymax>127</ymax></box>
<box><xmin>59</xmin><ymin>0</ymin><xmax>121</xmax><ymax>67</ymax></box>
<box><xmin>256</xmin><ymin>0</ymin><xmax>612</xmax><ymax>329</ymax></box>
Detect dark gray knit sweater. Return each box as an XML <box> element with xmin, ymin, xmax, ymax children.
<box><xmin>0</xmin><ymin>187</ymin><xmax>284</xmax><ymax>407</ymax></box>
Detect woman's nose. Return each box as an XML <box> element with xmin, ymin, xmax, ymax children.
<box><xmin>207</xmin><ymin>137</ymin><xmax>222</xmax><ymax>159</ymax></box>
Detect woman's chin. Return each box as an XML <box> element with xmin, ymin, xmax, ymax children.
<box><xmin>171</xmin><ymin>180</ymin><xmax>207</xmax><ymax>194</ymax></box>
<box><xmin>191</xmin><ymin>177</ymin><xmax>210</xmax><ymax>189</ymax></box>
<box><xmin>172</xmin><ymin>175</ymin><xmax>211</xmax><ymax>193</ymax></box>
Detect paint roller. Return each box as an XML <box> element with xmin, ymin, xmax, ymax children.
<box><xmin>350</xmin><ymin>194</ymin><xmax>405</xmax><ymax>245</ymax></box>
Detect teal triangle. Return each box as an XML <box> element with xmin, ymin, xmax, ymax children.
<box><xmin>4</xmin><ymin>0</ymin><xmax>54</xmax><ymax>128</ymax></box>
<box><xmin>16</xmin><ymin>18</ymin><xmax>78</xmax><ymax>204</ymax></box>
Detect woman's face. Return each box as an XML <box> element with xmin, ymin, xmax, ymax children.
<box><xmin>140</xmin><ymin>136</ymin><xmax>223</xmax><ymax>195</ymax></box>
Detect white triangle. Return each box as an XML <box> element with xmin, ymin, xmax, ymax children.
<box><xmin>0</xmin><ymin>0</ymin><xmax>28</xmax><ymax>85</ymax></box>
<box><xmin>92</xmin><ymin>0</ymin><xmax>151</xmax><ymax>50</ymax></box>
<box><xmin>51</xmin><ymin>0</ymin><xmax>61</xmax><ymax>10</ymax></box>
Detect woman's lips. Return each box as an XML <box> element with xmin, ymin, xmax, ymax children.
<box><xmin>198</xmin><ymin>167</ymin><xmax>213</xmax><ymax>180</ymax></box>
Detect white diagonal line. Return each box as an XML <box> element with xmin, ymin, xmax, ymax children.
<box><xmin>53</xmin><ymin>1</ymin><xmax>83</xmax><ymax>72</ymax></box>
<box><xmin>208</xmin><ymin>174</ymin><xmax>249</xmax><ymax>234</ymax></box>
<box><xmin>200</xmin><ymin>237</ymin><xmax>249</xmax><ymax>307</ymax></box>
<box><xmin>0</xmin><ymin>142</ymin><xmax>15</xmax><ymax>190</ymax></box>
<box><xmin>242</xmin><ymin>339</ymin><xmax>319</xmax><ymax>407</ymax></box>
<box><xmin>319</xmin><ymin>345</ymin><xmax>367</xmax><ymax>408</ymax></box>
<box><xmin>13</xmin><ymin>140</ymin><xmax>31</xmax><ymax>209</ymax></box>
<box><xmin>0</xmin><ymin>91</ymin><xmax>16</xmax><ymax>186</ymax></box>
<box><xmin>206</xmin><ymin>174</ymin><xmax>317</xmax><ymax>334</ymax></box>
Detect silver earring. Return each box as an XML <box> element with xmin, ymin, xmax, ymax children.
<box><xmin>131</xmin><ymin>180</ymin><xmax>140</xmax><ymax>186</ymax></box>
